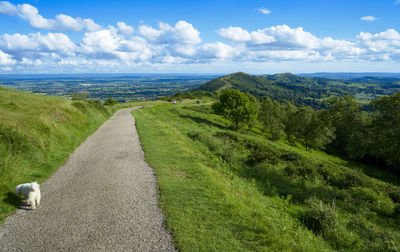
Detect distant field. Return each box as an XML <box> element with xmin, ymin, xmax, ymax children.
<box><xmin>0</xmin><ymin>74</ymin><xmax>217</xmax><ymax>102</ymax></box>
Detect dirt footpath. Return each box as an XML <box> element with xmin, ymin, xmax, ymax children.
<box><xmin>0</xmin><ymin>108</ymin><xmax>176</xmax><ymax>251</ymax></box>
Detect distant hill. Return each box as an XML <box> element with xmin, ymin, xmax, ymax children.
<box><xmin>299</xmin><ymin>72</ymin><xmax>400</xmax><ymax>79</ymax></box>
<box><xmin>193</xmin><ymin>72</ymin><xmax>400</xmax><ymax>107</ymax></box>
<box><xmin>193</xmin><ymin>72</ymin><xmax>348</xmax><ymax>108</ymax></box>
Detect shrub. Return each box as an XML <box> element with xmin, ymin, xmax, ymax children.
<box><xmin>88</xmin><ymin>100</ymin><xmax>107</xmax><ymax>111</ymax></box>
<box><xmin>350</xmin><ymin>187</ymin><xmax>379</xmax><ymax>204</ymax></box>
<box><xmin>393</xmin><ymin>204</ymin><xmax>400</xmax><ymax>218</ymax></box>
<box><xmin>104</xmin><ymin>98</ymin><xmax>118</xmax><ymax>106</ymax></box>
<box><xmin>300</xmin><ymin>197</ymin><xmax>337</xmax><ymax>235</ymax></box>
<box><xmin>72</xmin><ymin>101</ymin><xmax>87</xmax><ymax>111</ymax></box>
<box><xmin>388</xmin><ymin>186</ymin><xmax>400</xmax><ymax>204</ymax></box>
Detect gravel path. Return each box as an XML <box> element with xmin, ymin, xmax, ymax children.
<box><xmin>0</xmin><ymin>108</ymin><xmax>176</xmax><ymax>251</ymax></box>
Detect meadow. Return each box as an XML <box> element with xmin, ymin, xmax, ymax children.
<box><xmin>133</xmin><ymin>101</ymin><xmax>400</xmax><ymax>251</ymax></box>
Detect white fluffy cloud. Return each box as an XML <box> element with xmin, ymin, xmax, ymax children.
<box><xmin>138</xmin><ymin>21</ymin><xmax>201</xmax><ymax>45</ymax></box>
<box><xmin>117</xmin><ymin>22</ymin><xmax>134</xmax><ymax>35</ymax></box>
<box><xmin>198</xmin><ymin>42</ymin><xmax>238</xmax><ymax>59</ymax></box>
<box><xmin>258</xmin><ymin>8</ymin><xmax>271</xmax><ymax>15</ymax></box>
<box><xmin>0</xmin><ymin>32</ymin><xmax>76</xmax><ymax>58</ymax></box>
<box><xmin>218</xmin><ymin>25</ymin><xmax>366</xmax><ymax>61</ymax></box>
<box><xmin>0</xmin><ymin>1</ymin><xmax>101</xmax><ymax>32</ymax></box>
<box><xmin>1</xmin><ymin>2</ymin><xmax>400</xmax><ymax>72</ymax></box>
<box><xmin>361</xmin><ymin>16</ymin><xmax>377</xmax><ymax>22</ymax></box>
<box><xmin>0</xmin><ymin>49</ymin><xmax>15</xmax><ymax>65</ymax></box>
<box><xmin>357</xmin><ymin>29</ymin><xmax>400</xmax><ymax>59</ymax></box>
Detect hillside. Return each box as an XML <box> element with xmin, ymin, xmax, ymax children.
<box><xmin>193</xmin><ymin>72</ymin><xmax>400</xmax><ymax>107</ymax></box>
<box><xmin>133</xmin><ymin>102</ymin><xmax>400</xmax><ymax>251</ymax></box>
<box><xmin>0</xmin><ymin>87</ymin><xmax>116</xmax><ymax>222</ymax></box>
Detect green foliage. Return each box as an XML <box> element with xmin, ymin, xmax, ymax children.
<box><xmin>258</xmin><ymin>97</ymin><xmax>286</xmax><ymax>140</ymax></box>
<box><xmin>212</xmin><ymin>89</ymin><xmax>258</xmax><ymax>130</ymax></box>
<box><xmin>300</xmin><ymin>197</ymin><xmax>337</xmax><ymax>236</ymax></box>
<box><xmin>0</xmin><ymin>87</ymin><xmax>113</xmax><ymax>223</ymax></box>
<box><xmin>325</xmin><ymin>96</ymin><xmax>366</xmax><ymax>157</ymax></box>
<box><xmin>104</xmin><ymin>98</ymin><xmax>118</xmax><ymax>106</ymax></box>
<box><xmin>279</xmin><ymin>104</ymin><xmax>335</xmax><ymax>151</ymax></box>
<box><xmin>133</xmin><ymin>102</ymin><xmax>400</xmax><ymax>251</ymax></box>
<box><xmin>370</xmin><ymin>92</ymin><xmax>400</xmax><ymax>171</ymax></box>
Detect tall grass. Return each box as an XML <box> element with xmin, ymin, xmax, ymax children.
<box><xmin>0</xmin><ymin>88</ymin><xmax>113</xmax><ymax>222</ymax></box>
<box><xmin>133</xmin><ymin>102</ymin><xmax>400</xmax><ymax>251</ymax></box>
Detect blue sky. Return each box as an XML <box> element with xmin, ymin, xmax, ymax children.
<box><xmin>0</xmin><ymin>0</ymin><xmax>400</xmax><ymax>74</ymax></box>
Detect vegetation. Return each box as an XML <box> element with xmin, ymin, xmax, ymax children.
<box><xmin>133</xmin><ymin>100</ymin><xmax>400</xmax><ymax>251</ymax></box>
<box><xmin>2</xmin><ymin>71</ymin><xmax>400</xmax><ymax>250</ymax></box>
<box><xmin>104</xmin><ymin>98</ymin><xmax>118</xmax><ymax>106</ymax></box>
<box><xmin>194</xmin><ymin>72</ymin><xmax>400</xmax><ymax>108</ymax></box>
<box><xmin>0</xmin><ymin>87</ymin><xmax>118</xmax><ymax>223</ymax></box>
<box><xmin>212</xmin><ymin>89</ymin><xmax>257</xmax><ymax>130</ymax></box>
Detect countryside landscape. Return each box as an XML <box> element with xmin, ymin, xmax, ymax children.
<box><xmin>1</xmin><ymin>0</ymin><xmax>400</xmax><ymax>251</ymax></box>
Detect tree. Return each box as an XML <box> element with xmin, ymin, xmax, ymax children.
<box><xmin>325</xmin><ymin>96</ymin><xmax>368</xmax><ymax>157</ymax></box>
<box><xmin>370</xmin><ymin>92</ymin><xmax>400</xmax><ymax>171</ymax></box>
<box><xmin>283</xmin><ymin>103</ymin><xmax>298</xmax><ymax>145</ymax></box>
<box><xmin>212</xmin><ymin>89</ymin><xmax>258</xmax><ymax>130</ymax></box>
<box><xmin>259</xmin><ymin>97</ymin><xmax>286</xmax><ymax>140</ymax></box>
<box><xmin>302</xmin><ymin>110</ymin><xmax>335</xmax><ymax>151</ymax></box>
<box><xmin>285</xmin><ymin>106</ymin><xmax>335</xmax><ymax>151</ymax></box>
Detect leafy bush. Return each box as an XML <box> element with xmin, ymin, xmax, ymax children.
<box><xmin>104</xmin><ymin>98</ymin><xmax>118</xmax><ymax>106</ymax></box>
<box><xmin>388</xmin><ymin>186</ymin><xmax>400</xmax><ymax>204</ymax></box>
<box><xmin>246</xmin><ymin>142</ymin><xmax>280</xmax><ymax>165</ymax></box>
<box><xmin>72</xmin><ymin>101</ymin><xmax>87</xmax><ymax>111</ymax></box>
<box><xmin>393</xmin><ymin>204</ymin><xmax>400</xmax><ymax>218</ymax></box>
<box><xmin>300</xmin><ymin>197</ymin><xmax>337</xmax><ymax>236</ymax></box>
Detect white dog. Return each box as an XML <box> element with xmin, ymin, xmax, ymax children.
<box><xmin>15</xmin><ymin>182</ymin><xmax>41</xmax><ymax>209</ymax></box>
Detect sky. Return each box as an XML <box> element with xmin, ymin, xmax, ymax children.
<box><xmin>0</xmin><ymin>0</ymin><xmax>400</xmax><ymax>74</ymax></box>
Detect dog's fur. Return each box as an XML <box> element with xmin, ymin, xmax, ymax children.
<box><xmin>15</xmin><ymin>182</ymin><xmax>41</xmax><ymax>209</ymax></box>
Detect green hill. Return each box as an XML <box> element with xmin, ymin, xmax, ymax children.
<box><xmin>0</xmin><ymin>86</ymin><xmax>116</xmax><ymax>222</ymax></box>
<box><xmin>133</xmin><ymin>101</ymin><xmax>400</xmax><ymax>251</ymax></box>
<box><xmin>193</xmin><ymin>72</ymin><xmax>348</xmax><ymax>107</ymax></box>
<box><xmin>193</xmin><ymin>72</ymin><xmax>400</xmax><ymax>107</ymax></box>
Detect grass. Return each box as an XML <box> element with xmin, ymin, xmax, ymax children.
<box><xmin>133</xmin><ymin>102</ymin><xmax>400</xmax><ymax>251</ymax></box>
<box><xmin>0</xmin><ymin>87</ymin><xmax>159</xmax><ymax>223</ymax></box>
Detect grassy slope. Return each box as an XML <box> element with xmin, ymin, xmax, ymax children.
<box><xmin>133</xmin><ymin>102</ymin><xmax>400</xmax><ymax>251</ymax></box>
<box><xmin>0</xmin><ymin>87</ymin><xmax>120</xmax><ymax>223</ymax></box>
<box><xmin>133</xmin><ymin>102</ymin><xmax>330</xmax><ymax>251</ymax></box>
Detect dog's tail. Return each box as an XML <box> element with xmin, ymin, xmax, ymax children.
<box><xmin>32</xmin><ymin>181</ymin><xmax>40</xmax><ymax>192</ymax></box>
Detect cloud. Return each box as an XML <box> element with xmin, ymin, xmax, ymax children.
<box><xmin>361</xmin><ymin>16</ymin><xmax>377</xmax><ymax>22</ymax></box>
<box><xmin>117</xmin><ymin>22</ymin><xmax>134</xmax><ymax>35</ymax></box>
<box><xmin>395</xmin><ymin>0</ymin><xmax>400</xmax><ymax>5</ymax></box>
<box><xmin>1</xmin><ymin>3</ymin><xmax>400</xmax><ymax>73</ymax></box>
<box><xmin>0</xmin><ymin>32</ymin><xmax>76</xmax><ymax>58</ymax></box>
<box><xmin>357</xmin><ymin>29</ymin><xmax>400</xmax><ymax>60</ymax></box>
<box><xmin>0</xmin><ymin>49</ymin><xmax>15</xmax><ymax>65</ymax></box>
<box><xmin>0</xmin><ymin>1</ymin><xmax>101</xmax><ymax>32</ymax></box>
<box><xmin>0</xmin><ymin>1</ymin><xmax>17</xmax><ymax>15</ymax></box>
<box><xmin>198</xmin><ymin>42</ymin><xmax>238</xmax><ymax>59</ymax></box>
<box><xmin>258</xmin><ymin>7</ymin><xmax>271</xmax><ymax>15</ymax></box>
<box><xmin>219</xmin><ymin>25</ymin><xmax>319</xmax><ymax>48</ymax></box>
<box><xmin>139</xmin><ymin>21</ymin><xmax>201</xmax><ymax>45</ymax></box>
<box><xmin>219</xmin><ymin>26</ymin><xmax>251</xmax><ymax>42</ymax></box>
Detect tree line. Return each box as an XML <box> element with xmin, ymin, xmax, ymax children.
<box><xmin>211</xmin><ymin>89</ymin><xmax>400</xmax><ymax>173</ymax></box>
